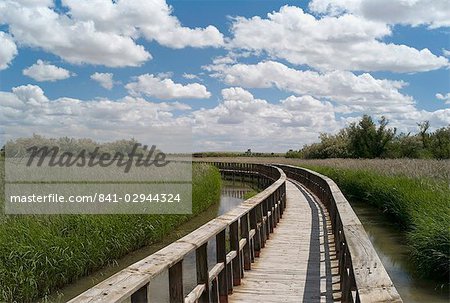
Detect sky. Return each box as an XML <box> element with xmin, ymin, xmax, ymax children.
<box><xmin>0</xmin><ymin>0</ymin><xmax>449</xmax><ymax>152</ymax></box>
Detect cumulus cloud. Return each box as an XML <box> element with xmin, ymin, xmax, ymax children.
<box><xmin>192</xmin><ymin>87</ymin><xmax>450</xmax><ymax>151</ymax></box>
<box><xmin>63</xmin><ymin>0</ymin><xmax>224</xmax><ymax>49</ymax></box>
<box><xmin>126</xmin><ymin>74</ymin><xmax>211</xmax><ymax>99</ymax></box>
<box><xmin>0</xmin><ymin>84</ymin><xmax>192</xmax><ymax>150</ymax></box>
<box><xmin>90</xmin><ymin>72</ymin><xmax>114</xmax><ymax>89</ymax></box>
<box><xmin>192</xmin><ymin>87</ymin><xmax>341</xmax><ymax>151</ymax></box>
<box><xmin>436</xmin><ymin>93</ymin><xmax>450</xmax><ymax>104</ymax></box>
<box><xmin>206</xmin><ymin>60</ymin><xmax>415</xmax><ymax>113</ymax></box>
<box><xmin>1</xmin><ymin>85</ymin><xmax>448</xmax><ymax>151</ymax></box>
<box><xmin>309</xmin><ymin>0</ymin><xmax>450</xmax><ymax>28</ymax></box>
<box><xmin>22</xmin><ymin>60</ymin><xmax>73</xmax><ymax>82</ymax></box>
<box><xmin>0</xmin><ymin>31</ymin><xmax>18</xmax><ymax>70</ymax></box>
<box><xmin>182</xmin><ymin>73</ymin><xmax>201</xmax><ymax>80</ymax></box>
<box><xmin>229</xmin><ymin>6</ymin><xmax>448</xmax><ymax>72</ymax></box>
<box><xmin>0</xmin><ymin>0</ymin><xmax>224</xmax><ymax>67</ymax></box>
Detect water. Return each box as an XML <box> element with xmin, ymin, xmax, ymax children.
<box><xmin>351</xmin><ymin>202</ymin><xmax>449</xmax><ymax>303</ymax></box>
<box><xmin>43</xmin><ymin>183</ymin><xmax>250</xmax><ymax>302</ymax></box>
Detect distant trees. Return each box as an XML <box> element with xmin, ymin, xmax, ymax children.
<box><xmin>4</xmin><ymin>134</ymin><xmax>146</xmax><ymax>157</ymax></box>
<box><xmin>347</xmin><ymin>115</ymin><xmax>396</xmax><ymax>158</ymax></box>
<box><xmin>287</xmin><ymin>115</ymin><xmax>450</xmax><ymax>159</ymax></box>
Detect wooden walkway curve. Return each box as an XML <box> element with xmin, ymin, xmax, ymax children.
<box><xmin>229</xmin><ymin>180</ymin><xmax>340</xmax><ymax>303</ymax></box>
<box><xmin>70</xmin><ymin>162</ymin><xmax>402</xmax><ymax>303</ymax></box>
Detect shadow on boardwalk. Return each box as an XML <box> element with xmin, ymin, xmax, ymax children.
<box><xmin>229</xmin><ymin>181</ymin><xmax>340</xmax><ymax>303</ymax></box>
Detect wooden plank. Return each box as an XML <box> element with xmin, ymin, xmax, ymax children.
<box><xmin>230</xmin><ymin>220</ymin><xmax>241</xmax><ymax>286</ymax></box>
<box><xmin>240</xmin><ymin>214</ymin><xmax>251</xmax><ymax>271</ymax></box>
<box><xmin>208</xmin><ymin>262</ymin><xmax>225</xmax><ymax>283</ymax></box>
<box><xmin>249</xmin><ymin>229</ymin><xmax>256</xmax><ymax>239</ymax></box>
<box><xmin>131</xmin><ymin>284</ymin><xmax>148</xmax><ymax>303</ymax></box>
<box><xmin>229</xmin><ymin>181</ymin><xmax>339</xmax><ymax>303</ymax></box>
<box><xmin>196</xmin><ymin>244</ymin><xmax>209</xmax><ymax>303</ymax></box>
<box><xmin>169</xmin><ymin>261</ymin><xmax>183</xmax><ymax>303</ymax></box>
<box><xmin>226</xmin><ymin>251</ymin><xmax>237</xmax><ymax>264</ymax></box>
<box><xmin>274</xmin><ymin>164</ymin><xmax>402</xmax><ymax>303</ymax></box>
<box><xmin>185</xmin><ymin>284</ymin><xmax>206</xmax><ymax>303</ymax></box>
<box><xmin>216</xmin><ymin>230</ymin><xmax>228</xmax><ymax>303</ymax></box>
<box><xmin>238</xmin><ymin>238</ymin><xmax>247</xmax><ymax>251</ymax></box>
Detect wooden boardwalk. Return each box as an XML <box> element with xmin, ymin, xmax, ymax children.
<box><xmin>70</xmin><ymin>163</ymin><xmax>402</xmax><ymax>303</ymax></box>
<box><xmin>229</xmin><ymin>180</ymin><xmax>340</xmax><ymax>303</ymax></box>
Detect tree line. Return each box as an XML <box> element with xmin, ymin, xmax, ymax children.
<box><xmin>286</xmin><ymin>115</ymin><xmax>450</xmax><ymax>159</ymax></box>
<box><xmin>2</xmin><ymin>135</ymin><xmax>152</xmax><ymax>157</ymax></box>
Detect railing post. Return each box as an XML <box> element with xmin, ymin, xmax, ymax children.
<box><xmin>258</xmin><ymin>203</ymin><xmax>266</xmax><ymax>249</ymax></box>
<box><xmin>241</xmin><ymin>213</ymin><xmax>251</xmax><ymax>271</ymax></box>
<box><xmin>269</xmin><ymin>194</ymin><xmax>275</xmax><ymax>233</ymax></box>
<box><xmin>131</xmin><ymin>283</ymin><xmax>148</xmax><ymax>303</ymax></box>
<box><xmin>230</xmin><ymin>220</ymin><xmax>241</xmax><ymax>286</ymax></box>
<box><xmin>250</xmin><ymin>208</ymin><xmax>260</xmax><ymax>258</ymax></box>
<box><xmin>275</xmin><ymin>189</ymin><xmax>280</xmax><ymax>224</ymax></box>
<box><xmin>196</xmin><ymin>243</ymin><xmax>209</xmax><ymax>303</ymax></box>
<box><xmin>169</xmin><ymin>261</ymin><xmax>183</xmax><ymax>303</ymax></box>
<box><xmin>263</xmin><ymin>198</ymin><xmax>270</xmax><ymax>239</ymax></box>
<box><xmin>216</xmin><ymin>229</ymin><xmax>228</xmax><ymax>303</ymax></box>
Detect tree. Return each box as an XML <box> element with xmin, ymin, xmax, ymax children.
<box><xmin>417</xmin><ymin>120</ymin><xmax>430</xmax><ymax>149</ymax></box>
<box><xmin>429</xmin><ymin>126</ymin><xmax>450</xmax><ymax>159</ymax></box>
<box><xmin>347</xmin><ymin>115</ymin><xmax>395</xmax><ymax>158</ymax></box>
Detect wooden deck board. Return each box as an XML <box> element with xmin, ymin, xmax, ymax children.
<box><xmin>229</xmin><ymin>180</ymin><xmax>340</xmax><ymax>303</ymax></box>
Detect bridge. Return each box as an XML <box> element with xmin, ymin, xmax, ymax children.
<box><xmin>69</xmin><ymin>162</ymin><xmax>403</xmax><ymax>303</ymax></box>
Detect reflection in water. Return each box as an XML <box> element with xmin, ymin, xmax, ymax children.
<box><xmin>47</xmin><ymin>184</ymin><xmax>250</xmax><ymax>302</ymax></box>
<box><xmin>351</xmin><ymin>203</ymin><xmax>449</xmax><ymax>303</ymax></box>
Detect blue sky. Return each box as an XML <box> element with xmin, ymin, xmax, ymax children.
<box><xmin>0</xmin><ymin>0</ymin><xmax>449</xmax><ymax>151</ymax></box>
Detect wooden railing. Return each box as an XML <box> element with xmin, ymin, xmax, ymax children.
<box><xmin>276</xmin><ymin>164</ymin><xmax>403</xmax><ymax>303</ymax></box>
<box><xmin>69</xmin><ymin>163</ymin><xmax>286</xmax><ymax>303</ymax></box>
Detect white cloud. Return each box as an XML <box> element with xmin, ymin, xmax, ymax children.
<box><xmin>63</xmin><ymin>0</ymin><xmax>224</xmax><ymax>49</ymax></box>
<box><xmin>309</xmin><ymin>0</ymin><xmax>450</xmax><ymax>28</ymax></box>
<box><xmin>0</xmin><ymin>1</ymin><xmax>151</xmax><ymax>67</ymax></box>
<box><xmin>206</xmin><ymin>60</ymin><xmax>415</xmax><ymax>113</ymax></box>
<box><xmin>443</xmin><ymin>49</ymin><xmax>450</xmax><ymax>57</ymax></box>
<box><xmin>229</xmin><ymin>6</ymin><xmax>448</xmax><ymax>72</ymax></box>
<box><xmin>23</xmin><ymin>60</ymin><xmax>73</xmax><ymax>82</ymax></box>
<box><xmin>0</xmin><ymin>84</ymin><xmax>192</xmax><ymax>150</ymax></box>
<box><xmin>126</xmin><ymin>74</ymin><xmax>211</xmax><ymax>99</ymax></box>
<box><xmin>0</xmin><ymin>0</ymin><xmax>223</xmax><ymax>67</ymax></box>
<box><xmin>12</xmin><ymin>84</ymin><xmax>49</xmax><ymax>105</ymax></box>
<box><xmin>192</xmin><ymin>87</ymin><xmax>341</xmax><ymax>151</ymax></box>
<box><xmin>90</xmin><ymin>72</ymin><xmax>114</xmax><ymax>90</ymax></box>
<box><xmin>192</xmin><ymin>86</ymin><xmax>450</xmax><ymax>151</ymax></box>
<box><xmin>436</xmin><ymin>93</ymin><xmax>450</xmax><ymax>104</ymax></box>
<box><xmin>0</xmin><ymin>31</ymin><xmax>17</xmax><ymax>70</ymax></box>
<box><xmin>182</xmin><ymin>73</ymin><xmax>201</xmax><ymax>80</ymax></box>
<box><xmin>1</xmin><ymin>85</ymin><xmax>448</xmax><ymax>151</ymax></box>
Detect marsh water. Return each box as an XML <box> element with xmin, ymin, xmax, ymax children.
<box><xmin>45</xmin><ymin>182</ymin><xmax>251</xmax><ymax>302</ymax></box>
<box><xmin>351</xmin><ymin>202</ymin><xmax>449</xmax><ymax>303</ymax></box>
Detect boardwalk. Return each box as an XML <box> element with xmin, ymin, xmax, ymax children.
<box><xmin>70</xmin><ymin>162</ymin><xmax>402</xmax><ymax>303</ymax></box>
<box><xmin>229</xmin><ymin>180</ymin><xmax>340</xmax><ymax>303</ymax></box>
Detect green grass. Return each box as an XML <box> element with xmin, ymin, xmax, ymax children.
<box><xmin>0</xmin><ymin>162</ymin><xmax>221</xmax><ymax>302</ymax></box>
<box><xmin>243</xmin><ymin>189</ymin><xmax>259</xmax><ymax>200</ymax></box>
<box><xmin>301</xmin><ymin>165</ymin><xmax>449</xmax><ymax>282</ymax></box>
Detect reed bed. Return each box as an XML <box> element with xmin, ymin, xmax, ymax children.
<box><xmin>0</xmin><ymin>161</ymin><xmax>221</xmax><ymax>302</ymax></box>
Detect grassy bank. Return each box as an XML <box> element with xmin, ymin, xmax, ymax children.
<box><xmin>302</xmin><ymin>165</ymin><xmax>449</xmax><ymax>282</ymax></box>
<box><xmin>0</xmin><ymin>163</ymin><xmax>221</xmax><ymax>302</ymax></box>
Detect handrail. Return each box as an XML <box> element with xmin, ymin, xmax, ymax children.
<box><xmin>276</xmin><ymin>164</ymin><xmax>402</xmax><ymax>303</ymax></box>
<box><xmin>69</xmin><ymin>162</ymin><xmax>286</xmax><ymax>303</ymax></box>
